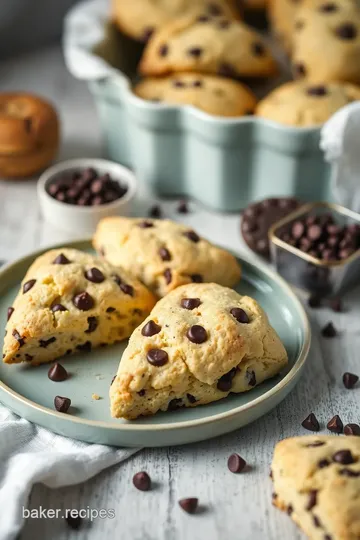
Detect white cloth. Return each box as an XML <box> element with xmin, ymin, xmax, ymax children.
<box><xmin>0</xmin><ymin>403</ymin><xmax>138</xmax><ymax>540</ymax></box>
<box><xmin>321</xmin><ymin>101</ymin><xmax>360</xmax><ymax>213</ymax></box>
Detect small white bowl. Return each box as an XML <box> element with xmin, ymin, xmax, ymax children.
<box><xmin>37</xmin><ymin>158</ymin><xmax>137</xmax><ymax>235</ymax></box>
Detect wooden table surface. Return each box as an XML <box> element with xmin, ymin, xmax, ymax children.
<box><xmin>1</xmin><ymin>46</ymin><xmax>359</xmax><ymax>540</ymax></box>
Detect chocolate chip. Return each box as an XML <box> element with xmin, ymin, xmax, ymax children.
<box><xmin>25</xmin><ymin>354</ymin><xmax>33</xmax><ymax>362</ymax></box>
<box><xmin>218</xmin><ymin>20</ymin><xmax>230</xmax><ymax>29</ymax></box>
<box><xmin>227</xmin><ymin>453</ymin><xmax>246</xmax><ymax>473</ymax></box>
<box><xmin>344</xmin><ymin>423</ymin><xmax>360</xmax><ymax>436</ymax></box>
<box><xmin>333</xmin><ymin>449</ymin><xmax>355</xmax><ymax>464</ymax></box>
<box><xmin>177</xmin><ymin>200</ymin><xmax>189</xmax><ymax>214</ymax></box>
<box><xmin>252</xmin><ymin>42</ymin><xmax>265</xmax><ymax>56</ymax></box>
<box><xmin>138</xmin><ymin>221</ymin><xmax>154</xmax><ymax>228</ymax></box>
<box><xmin>306</xmin><ymin>490</ymin><xmax>318</xmax><ymax>511</ymax></box>
<box><xmin>54</xmin><ymin>396</ymin><xmax>71</xmax><ymax>413</ymax></box>
<box><xmin>141</xmin><ymin>320</ymin><xmax>161</xmax><ymax>337</ymax></box>
<box><xmin>178</xmin><ymin>498</ymin><xmax>198</xmax><ymax>514</ymax></box>
<box><xmin>217</xmin><ymin>367</ymin><xmax>237</xmax><ymax>392</ymax></box>
<box><xmin>138</xmin><ymin>389</ymin><xmax>145</xmax><ymax>396</ymax></box>
<box><xmin>319</xmin><ymin>2</ymin><xmax>337</xmax><ymax>12</ymax></box>
<box><xmin>76</xmin><ymin>341</ymin><xmax>92</xmax><ymax>353</ymax></box>
<box><xmin>327</xmin><ymin>415</ymin><xmax>343</xmax><ymax>433</ymax></box>
<box><xmin>53</xmin><ymin>253</ymin><xmax>71</xmax><ymax>265</ymax></box>
<box><xmin>183</xmin><ymin>230</ymin><xmax>200</xmax><ymax>243</ymax></box>
<box><xmin>343</xmin><ymin>372</ymin><xmax>358</xmax><ymax>389</ymax></box>
<box><xmin>106</xmin><ymin>307</ymin><xmax>116</xmax><ymax>313</ymax></box>
<box><xmin>318</xmin><ymin>459</ymin><xmax>330</xmax><ymax>468</ymax></box>
<box><xmin>51</xmin><ymin>304</ymin><xmax>67</xmax><ymax>313</ymax></box>
<box><xmin>287</xmin><ymin>505</ymin><xmax>293</xmax><ymax>516</ymax></box>
<box><xmin>48</xmin><ymin>362</ymin><xmax>68</xmax><ymax>382</ymax></box>
<box><xmin>85</xmin><ymin>316</ymin><xmax>98</xmax><ymax>333</ymax></box>
<box><xmin>230</xmin><ymin>308</ymin><xmax>249</xmax><ymax>323</ymax></box>
<box><xmin>159</xmin><ymin>44</ymin><xmax>168</xmax><ymax>56</ymax></box>
<box><xmin>146</xmin><ymin>348</ymin><xmax>168</xmax><ymax>367</ymax></box>
<box><xmin>191</xmin><ymin>274</ymin><xmax>203</xmax><ymax>283</ymax></box>
<box><xmin>308</xmin><ymin>294</ymin><xmax>322</xmax><ymax>308</ymax></box>
<box><xmin>133</xmin><ymin>471</ymin><xmax>151</xmax><ymax>491</ymax></box>
<box><xmin>321</xmin><ymin>322</ymin><xmax>337</xmax><ymax>338</ymax></box>
<box><xmin>339</xmin><ymin>468</ymin><xmax>360</xmax><ymax>477</ymax></box>
<box><xmin>197</xmin><ymin>15</ymin><xmax>210</xmax><ymax>22</ymax></box>
<box><xmin>306</xmin><ymin>441</ymin><xmax>325</xmax><ymax>448</ymax></box>
<box><xmin>149</xmin><ymin>205</ymin><xmax>162</xmax><ymax>218</ymax></box>
<box><xmin>188</xmin><ymin>47</ymin><xmax>203</xmax><ymax>57</ymax></box>
<box><xmin>23</xmin><ymin>279</ymin><xmax>36</xmax><ymax>294</ymax></box>
<box><xmin>85</xmin><ymin>267</ymin><xmax>105</xmax><ymax>283</ymax></box>
<box><xmin>111</xmin><ymin>375</ymin><xmax>116</xmax><ymax>386</ymax></box>
<box><xmin>246</xmin><ymin>369</ymin><xmax>256</xmax><ymax>387</ymax></box>
<box><xmin>302</xmin><ymin>413</ymin><xmax>320</xmax><ymax>432</ymax></box>
<box><xmin>293</xmin><ymin>62</ymin><xmax>306</xmax><ymax>78</ymax></box>
<box><xmin>168</xmin><ymin>398</ymin><xmax>183</xmax><ymax>411</ymax></box>
<box><xmin>12</xmin><ymin>329</ymin><xmax>25</xmax><ymax>347</ymax></box>
<box><xmin>186</xmin><ymin>325</ymin><xmax>207</xmax><ymax>344</ymax></box>
<box><xmin>218</xmin><ymin>62</ymin><xmax>237</xmax><ymax>78</ymax></box>
<box><xmin>120</xmin><ymin>283</ymin><xmax>134</xmax><ymax>296</ymax></box>
<box><xmin>335</xmin><ymin>23</ymin><xmax>357</xmax><ymax>40</ymax></box>
<box><xmin>164</xmin><ymin>268</ymin><xmax>172</xmax><ymax>285</ymax></box>
<box><xmin>142</xmin><ymin>26</ymin><xmax>154</xmax><ymax>42</ymax></box>
<box><xmin>307</xmin><ymin>86</ymin><xmax>327</xmax><ymax>97</ymax></box>
<box><xmin>181</xmin><ymin>298</ymin><xmax>201</xmax><ymax>310</ymax></box>
<box><xmin>39</xmin><ymin>337</ymin><xmax>56</xmax><ymax>348</ymax></box>
<box><xmin>313</xmin><ymin>515</ymin><xmax>321</xmax><ymax>528</ymax></box>
<box><xmin>208</xmin><ymin>2</ymin><xmax>222</xmax><ymax>15</ymax></box>
<box><xmin>7</xmin><ymin>307</ymin><xmax>14</xmax><ymax>321</ymax></box>
<box><xmin>73</xmin><ymin>291</ymin><xmax>94</xmax><ymax>311</ymax></box>
<box><xmin>187</xmin><ymin>393</ymin><xmax>197</xmax><ymax>403</ymax></box>
<box><xmin>159</xmin><ymin>247</ymin><xmax>171</xmax><ymax>261</ymax></box>
<box><xmin>173</xmin><ymin>80</ymin><xmax>185</xmax><ymax>88</ymax></box>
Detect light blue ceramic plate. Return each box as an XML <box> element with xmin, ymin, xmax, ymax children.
<box><xmin>0</xmin><ymin>240</ymin><xmax>310</xmax><ymax>447</ymax></box>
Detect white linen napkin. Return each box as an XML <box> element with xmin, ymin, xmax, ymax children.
<box><xmin>0</xmin><ymin>402</ymin><xmax>139</xmax><ymax>540</ymax></box>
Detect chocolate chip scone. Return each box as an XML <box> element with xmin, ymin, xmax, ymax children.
<box><xmin>271</xmin><ymin>435</ymin><xmax>360</xmax><ymax>539</ymax></box>
<box><xmin>93</xmin><ymin>217</ymin><xmax>242</xmax><ymax>297</ymax></box>
<box><xmin>110</xmin><ymin>283</ymin><xmax>288</xmax><ymax>419</ymax></box>
<box><xmin>111</xmin><ymin>0</ymin><xmax>241</xmax><ymax>42</ymax></box>
<box><xmin>134</xmin><ymin>73</ymin><xmax>257</xmax><ymax>116</ymax></box>
<box><xmin>256</xmin><ymin>81</ymin><xmax>360</xmax><ymax>126</ymax></box>
<box><xmin>139</xmin><ymin>12</ymin><xmax>277</xmax><ymax>79</ymax></box>
<box><xmin>3</xmin><ymin>249</ymin><xmax>156</xmax><ymax>366</ymax></box>
<box><xmin>292</xmin><ymin>0</ymin><xmax>360</xmax><ymax>84</ymax></box>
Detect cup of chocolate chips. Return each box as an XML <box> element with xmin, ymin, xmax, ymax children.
<box><xmin>38</xmin><ymin>159</ymin><xmax>137</xmax><ymax>235</ymax></box>
<box><xmin>269</xmin><ymin>202</ymin><xmax>360</xmax><ymax>296</ymax></box>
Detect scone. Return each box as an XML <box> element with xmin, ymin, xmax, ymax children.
<box><xmin>93</xmin><ymin>217</ymin><xmax>242</xmax><ymax>297</ymax></box>
<box><xmin>139</xmin><ymin>13</ymin><xmax>278</xmax><ymax>79</ymax></box>
<box><xmin>292</xmin><ymin>1</ymin><xmax>360</xmax><ymax>84</ymax></box>
<box><xmin>3</xmin><ymin>249</ymin><xmax>156</xmax><ymax>366</ymax></box>
<box><xmin>0</xmin><ymin>93</ymin><xmax>59</xmax><ymax>178</ymax></box>
<box><xmin>256</xmin><ymin>81</ymin><xmax>360</xmax><ymax>127</ymax></box>
<box><xmin>271</xmin><ymin>435</ymin><xmax>360</xmax><ymax>539</ymax></box>
<box><xmin>110</xmin><ymin>283</ymin><xmax>288</xmax><ymax>419</ymax></box>
<box><xmin>134</xmin><ymin>73</ymin><xmax>257</xmax><ymax>116</ymax></box>
<box><xmin>111</xmin><ymin>0</ymin><xmax>242</xmax><ymax>42</ymax></box>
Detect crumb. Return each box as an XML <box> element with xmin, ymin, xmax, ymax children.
<box><xmin>92</xmin><ymin>393</ymin><xmax>101</xmax><ymax>400</ymax></box>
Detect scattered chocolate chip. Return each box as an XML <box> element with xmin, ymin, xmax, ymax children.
<box><xmin>246</xmin><ymin>369</ymin><xmax>256</xmax><ymax>387</ymax></box>
<box><xmin>306</xmin><ymin>490</ymin><xmax>318</xmax><ymax>511</ymax></box>
<box><xmin>218</xmin><ymin>62</ymin><xmax>237</xmax><ymax>78</ymax></box>
<box><xmin>120</xmin><ymin>283</ymin><xmax>134</xmax><ymax>296</ymax></box>
<box><xmin>313</xmin><ymin>515</ymin><xmax>321</xmax><ymax>528</ymax></box>
<box><xmin>333</xmin><ymin>450</ymin><xmax>355</xmax><ymax>464</ymax></box>
<box><xmin>13</xmin><ymin>329</ymin><xmax>25</xmax><ymax>347</ymax></box>
<box><xmin>321</xmin><ymin>322</ymin><xmax>337</xmax><ymax>338</ymax></box>
<box><xmin>53</xmin><ymin>253</ymin><xmax>71</xmax><ymax>265</ymax></box>
<box><xmin>48</xmin><ymin>362</ymin><xmax>68</xmax><ymax>382</ymax></box>
<box><xmin>186</xmin><ymin>325</ymin><xmax>207</xmax><ymax>344</ymax></box>
<box><xmin>319</xmin><ymin>2</ymin><xmax>337</xmax><ymax>12</ymax></box>
<box><xmin>183</xmin><ymin>230</ymin><xmax>200</xmax><ymax>243</ymax></box>
<box><xmin>106</xmin><ymin>307</ymin><xmax>116</xmax><ymax>313</ymax></box>
<box><xmin>302</xmin><ymin>413</ymin><xmax>320</xmax><ymax>432</ymax></box>
<box><xmin>146</xmin><ymin>348</ymin><xmax>168</xmax><ymax>367</ymax></box>
<box><xmin>187</xmin><ymin>393</ymin><xmax>197</xmax><ymax>403</ymax></box>
<box><xmin>111</xmin><ymin>375</ymin><xmax>116</xmax><ymax>386</ymax></box>
<box><xmin>149</xmin><ymin>205</ymin><xmax>162</xmax><ymax>218</ymax></box>
<box><xmin>335</xmin><ymin>23</ymin><xmax>357</xmax><ymax>40</ymax></box>
<box><xmin>51</xmin><ymin>304</ymin><xmax>67</xmax><ymax>313</ymax></box>
<box><xmin>227</xmin><ymin>453</ymin><xmax>246</xmax><ymax>473</ymax></box>
<box><xmin>339</xmin><ymin>468</ymin><xmax>360</xmax><ymax>477</ymax></box>
<box><xmin>39</xmin><ymin>337</ymin><xmax>56</xmax><ymax>348</ymax></box>
<box><xmin>54</xmin><ymin>396</ymin><xmax>71</xmax><ymax>413</ymax></box>
<box><xmin>293</xmin><ymin>62</ymin><xmax>306</xmax><ymax>78</ymax></box>
<box><xmin>85</xmin><ymin>316</ymin><xmax>98</xmax><ymax>333</ymax></box>
<box><xmin>133</xmin><ymin>471</ymin><xmax>151</xmax><ymax>491</ymax></box>
<box><xmin>25</xmin><ymin>354</ymin><xmax>33</xmax><ymax>362</ymax></box>
<box><xmin>7</xmin><ymin>307</ymin><xmax>14</xmax><ymax>321</ymax></box>
<box><xmin>73</xmin><ymin>291</ymin><xmax>94</xmax><ymax>311</ymax></box>
<box><xmin>287</xmin><ymin>505</ymin><xmax>293</xmax><ymax>516</ymax></box>
<box><xmin>23</xmin><ymin>279</ymin><xmax>36</xmax><ymax>294</ymax></box>
<box><xmin>181</xmin><ymin>298</ymin><xmax>201</xmax><ymax>310</ymax></box>
<box><xmin>66</xmin><ymin>514</ymin><xmax>82</xmax><ymax>530</ymax></box>
<box><xmin>344</xmin><ymin>423</ymin><xmax>360</xmax><ymax>436</ymax></box>
<box><xmin>173</xmin><ymin>80</ymin><xmax>185</xmax><ymax>88</ymax></box>
<box><xmin>217</xmin><ymin>367</ymin><xmax>237</xmax><ymax>392</ymax></box>
<box><xmin>343</xmin><ymin>372</ymin><xmax>358</xmax><ymax>389</ymax></box>
<box><xmin>164</xmin><ymin>268</ymin><xmax>172</xmax><ymax>285</ymax></box>
<box><xmin>138</xmin><ymin>389</ymin><xmax>146</xmax><ymax>396</ymax></box>
<box><xmin>191</xmin><ymin>274</ymin><xmax>203</xmax><ymax>283</ymax></box>
<box><xmin>178</xmin><ymin>498</ymin><xmax>198</xmax><ymax>514</ymax></box>
<box><xmin>197</xmin><ymin>14</ymin><xmax>210</xmax><ymax>22</ymax></box>
<box><xmin>141</xmin><ymin>320</ymin><xmax>161</xmax><ymax>337</ymax></box>
<box><xmin>208</xmin><ymin>2</ymin><xmax>222</xmax><ymax>15</ymax></box>
<box><xmin>218</xmin><ymin>19</ymin><xmax>230</xmax><ymax>29</ymax></box>
<box><xmin>168</xmin><ymin>398</ymin><xmax>183</xmax><ymax>411</ymax></box>
<box><xmin>327</xmin><ymin>415</ymin><xmax>343</xmax><ymax>433</ymax></box>
<box><xmin>272</xmin><ymin>492</ymin><xmax>278</xmax><ymax>501</ymax></box>
<box><xmin>138</xmin><ymin>221</ymin><xmax>154</xmax><ymax>229</ymax></box>
<box><xmin>230</xmin><ymin>307</ymin><xmax>249</xmax><ymax>324</ymax></box>
<box><xmin>85</xmin><ymin>267</ymin><xmax>105</xmax><ymax>283</ymax></box>
<box><xmin>177</xmin><ymin>200</ymin><xmax>189</xmax><ymax>214</ymax></box>
<box><xmin>188</xmin><ymin>47</ymin><xmax>203</xmax><ymax>57</ymax></box>
<box><xmin>159</xmin><ymin>247</ymin><xmax>171</xmax><ymax>261</ymax></box>
<box><xmin>318</xmin><ymin>459</ymin><xmax>330</xmax><ymax>468</ymax></box>
<box><xmin>307</xmin><ymin>86</ymin><xmax>327</xmax><ymax>97</ymax></box>
<box><xmin>308</xmin><ymin>294</ymin><xmax>322</xmax><ymax>308</ymax></box>
<box><xmin>159</xmin><ymin>44</ymin><xmax>168</xmax><ymax>56</ymax></box>
<box><xmin>252</xmin><ymin>42</ymin><xmax>265</xmax><ymax>56</ymax></box>
<box><xmin>76</xmin><ymin>341</ymin><xmax>92</xmax><ymax>353</ymax></box>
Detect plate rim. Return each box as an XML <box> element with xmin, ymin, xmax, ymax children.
<box><xmin>0</xmin><ymin>239</ymin><xmax>311</xmax><ymax>432</ymax></box>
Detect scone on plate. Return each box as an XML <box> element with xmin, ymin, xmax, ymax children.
<box><xmin>3</xmin><ymin>249</ymin><xmax>156</xmax><ymax>366</ymax></box>
<box><xmin>139</xmin><ymin>13</ymin><xmax>277</xmax><ymax>78</ymax></box>
<box><xmin>271</xmin><ymin>435</ymin><xmax>360</xmax><ymax>539</ymax></box>
<box><xmin>111</xmin><ymin>0</ymin><xmax>242</xmax><ymax>42</ymax></box>
<box><xmin>93</xmin><ymin>217</ymin><xmax>242</xmax><ymax>297</ymax></box>
<box><xmin>256</xmin><ymin>81</ymin><xmax>360</xmax><ymax>127</ymax></box>
<box><xmin>134</xmin><ymin>73</ymin><xmax>257</xmax><ymax>116</ymax></box>
<box><xmin>110</xmin><ymin>283</ymin><xmax>288</xmax><ymax>419</ymax></box>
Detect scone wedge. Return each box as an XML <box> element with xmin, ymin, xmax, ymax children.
<box><xmin>271</xmin><ymin>435</ymin><xmax>360</xmax><ymax>539</ymax></box>
<box><xmin>110</xmin><ymin>283</ymin><xmax>288</xmax><ymax>419</ymax></box>
<box><xmin>3</xmin><ymin>248</ymin><xmax>156</xmax><ymax>366</ymax></box>
<box><xmin>93</xmin><ymin>217</ymin><xmax>241</xmax><ymax>297</ymax></box>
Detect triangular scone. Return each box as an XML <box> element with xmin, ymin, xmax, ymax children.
<box><xmin>112</xmin><ymin>0</ymin><xmax>242</xmax><ymax>42</ymax></box>
<box><xmin>3</xmin><ymin>248</ymin><xmax>156</xmax><ymax>366</ymax></box>
<box><xmin>93</xmin><ymin>217</ymin><xmax>241</xmax><ymax>297</ymax></box>
<box><xmin>139</xmin><ymin>13</ymin><xmax>277</xmax><ymax>78</ymax></box>
<box><xmin>271</xmin><ymin>436</ymin><xmax>360</xmax><ymax>539</ymax></box>
<box><xmin>110</xmin><ymin>283</ymin><xmax>288</xmax><ymax>419</ymax></box>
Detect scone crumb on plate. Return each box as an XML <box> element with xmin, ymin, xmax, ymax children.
<box><xmin>92</xmin><ymin>393</ymin><xmax>101</xmax><ymax>401</ymax></box>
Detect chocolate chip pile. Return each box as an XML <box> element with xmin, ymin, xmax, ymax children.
<box><xmin>278</xmin><ymin>213</ymin><xmax>360</xmax><ymax>262</ymax></box>
<box><xmin>47</xmin><ymin>168</ymin><xmax>127</xmax><ymax>206</ymax></box>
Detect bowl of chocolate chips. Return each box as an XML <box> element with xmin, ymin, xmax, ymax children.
<box><xmin>38</xmin><ymin>158</ymin><xmax>137</xmax><ymax>234</ymax></box>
